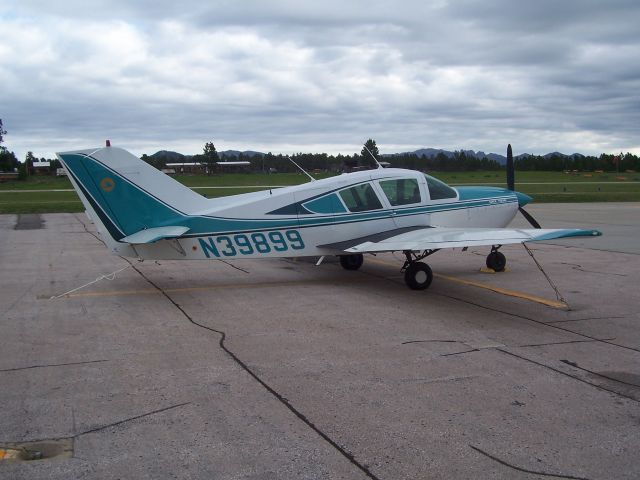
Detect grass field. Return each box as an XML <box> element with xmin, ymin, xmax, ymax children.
<box><xmin>1</xmin><ymin>170</ymin><xmax>638</xmax><ymax>214</ymax></box>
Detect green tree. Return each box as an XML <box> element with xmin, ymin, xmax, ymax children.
<box><xmin>25</xmin><ymin>151</ymin><xmax>36</xmax><ymax>176</ymax></box>
<box><xmin>0</xmin><ymin>149</ymin><xmax>18</xmax><ymax>171</ymax></box>
<box><xmin>361</xmin><ymin>139</ymin><xmax>379</xmax><ymax>167</ymax></box>
<box><xmin>140</xmin><ymin>153</ymin><xmax>165</xmax><ymax>170</ymax></box>
<box><xmin>0</xmin><ymin>119</ymin><xmax>19</xmax><ymax>172</ymax></box>
<box><xmin>203</xmin><ymin>141</ymin><xmax>219</xmax><ymax>174</ymax></box>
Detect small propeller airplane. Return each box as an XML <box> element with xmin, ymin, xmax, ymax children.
<box><xmin>57</xmin><ymin>142</ymin><xmax>601</xmax><ymax>290</ymax></box>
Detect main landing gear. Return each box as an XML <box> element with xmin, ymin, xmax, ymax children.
<box><xmin>339</xmin><ymin>250</ymin><xmax>439</xmax><ymax>290</ymax></box>
<box><xmin>486</xmin><ymin>245</ymin><xmax>506</xmax><ymax>272</ymax></box>
<box><xmin>401</xmin><ymin>250</ymin><xmax>438</xmax><ymax>290</ymax></box>
<box><xmin>339</xmin><ymin>253</ymin><xmax>364</xmax><ymax>271</ymax></box>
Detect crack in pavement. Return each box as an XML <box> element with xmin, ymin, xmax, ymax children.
<box><xmin>127</xmin><ymin>260</ymin><xmax>381</xmax><ymax>480</ymax></box>
<box><xmin>470</xmin><ymin>445</ymin><xmax>591</xmax><ymax>480</ymax></box>
<box><xmin>218</xmin><ymin>259</ymin><xmax>250</xmax><ymax>274</ymax></box>
<box><xmin>440</xmin><ymin>348</ymin><xmax>481</xmax><ymax>357</ymax></box>
<box><xmin>402</xmin><ymin>338</ymin><xmax>639</xmax><ymax>402</ymax></box>
<box><xmin>543</xmin><ymin>316</ymin><xmax>627</xmax><ymax>324</ymax></box>
<box><xmin>73</xmin><ymin>214</ymin><xmax>106</xmax><ymax>246</ymax></box>
<box><xmin>497</xmin><ymin>349</ymin><xmax>639</xmax><ymax>403</ymax></box>
<box><xmin>518</xmin><ymin>339</ymin><xmax>616</xmax><ymax>348</ymax></box>
<box><xmin>0</xmin><ymin>359</ymin><xmax>109</xmax><ymax>373</ymax></box>
<box><xmin>0</xmin><ymin>402</ymin><xmax>191</xmax><ymax>447</ymax></box>
<box><xmin>401</xmin><ymin>339</ymin><xmax>463</xmax><ymax>345</ymax></box>
<box><xmin>560</xmin><ymin>360</ymin><xmax>640</xmax><ymax>389</ymax></box>
<box><xmin>76</xmin><ymin>402</ymin><xmax>191</xmax><ymax>437</ymax></box>
<box><xmin>560</xmin><ymin>262</ymin><xmax>628</xmax><ymax>277</ymax></box>
<box><xmin>435</xmin><ymin>292</ymin><xmax>640</xmax><ymax>354</ymax></box>
<box><xmin>401</xmin><ymin>339</ymin><xmax>491</xmax><ymax>358</ymax></box>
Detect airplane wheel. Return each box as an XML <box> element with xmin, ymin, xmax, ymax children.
<box><xmin>486</xmin><ymin>251</ymin><xmax>506</xmax><ymax>272</ymax></box>
<box><xmin>404</xmin><ymin>262</ymin><xmax>433</xmax><ymax>290</ymax></box>
<box><xmin>339</xmin><ymin>254</ymin><xmax>364</xmax><ymax>271</ymax></box>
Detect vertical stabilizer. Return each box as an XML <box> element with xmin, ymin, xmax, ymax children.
<box><xmin>57</xmin><ymin>146</ymin><xmax>209</xmax><ymax>244</ymax></box>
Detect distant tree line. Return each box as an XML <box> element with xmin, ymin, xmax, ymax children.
<box><xmin>514</xmin><ymin>152</ymin><xmax>639</xmax><ymax>172</ymax></box>
<box><xmin>1</xmin><ymin>124</ymin><xmax>639</xmax><ymax>178</ymax></box>
<box><xmin>139</xmin><ymin>140</ymin><xmax>639</xmax><ymax>174</ymax></box>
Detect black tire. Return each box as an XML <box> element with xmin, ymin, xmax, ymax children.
<box><xmin>404</xmin><ymin>262</ymin><xmax>433</xmax><ymax>290</ymax></box>
<box><xmin>339</xmin><ymin>254</ymin><xmax>364</xmax><ymax>271</ymax></box>
<box><xmin>486</xmin><ymin>251</ymin><xmax>507</xmax><ymax>272</ymax></box>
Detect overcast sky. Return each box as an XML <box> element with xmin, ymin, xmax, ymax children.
<box><xmin>1</xmin><ymin>0</ymin><xmax>639</xmax><ymax>160</ymax></box>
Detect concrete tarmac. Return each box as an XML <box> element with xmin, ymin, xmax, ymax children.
<box><xmin>1</xmin><ymin>204</ymin><xmax>639</xmax><ymax>479</ymax></box>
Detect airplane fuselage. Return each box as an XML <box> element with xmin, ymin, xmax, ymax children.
<box><xmin>122</xmin><ymin>168</ymin><xmax>521</xmax><ymax>261</ymax></box>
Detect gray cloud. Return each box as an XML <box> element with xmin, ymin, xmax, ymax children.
<box><xmin>1</xmin><ymin>0</ymin><xmax>639</xmax><ymax>160</ymax></box>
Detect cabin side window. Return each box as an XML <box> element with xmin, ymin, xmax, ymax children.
<box><xmin>379</xmin><ymin>178</ymin><xmax>421</xmax><ymax>206</ymax></box>
<box><xmin>424</xmin><ymin>174</ymin><xmax>457</xmax><ymax>200</ymax></box>
<box><xmin>339</xmin><ymin>183</ymin><xmax>383</xmax><ymax>212</ymax></box>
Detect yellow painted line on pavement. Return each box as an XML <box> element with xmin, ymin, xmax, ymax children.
<box><xmin>367</xmin><ymin>257</ymin><xmax>567</xmax><ymax>309</ymax></box>
<box><xmin>48</xmin><ymin>277</ymin><xmax>352</xmax><ymax>299</ymax></box>
<box><xmin>433</xmin><ymin>272</ymin><xmax>567</xmax><ymax>309</ymax></box>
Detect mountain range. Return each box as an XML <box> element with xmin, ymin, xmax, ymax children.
<box><xmin>150</xmin><ymin>148</ymin><xmax>587</xmax><ymax>165</ymax></box>
<box><xmin>391</xmin><ymin>149</ymin><xmax>586</xmax><ymax>165</ymax></box>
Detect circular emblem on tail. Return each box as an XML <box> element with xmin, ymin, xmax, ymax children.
<box><xmin>100</xmin><ymin>177</ymin><xmax>115</xmax><ymax>192</ymax></box>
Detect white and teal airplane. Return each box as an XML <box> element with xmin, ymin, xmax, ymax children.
<box><xmin>56</xmin><ymin>143</ymin><xmax>601</xmax><ymax>290</ymax></box>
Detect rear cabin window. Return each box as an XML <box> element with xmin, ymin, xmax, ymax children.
<box><xmin>424</xmin><ymin>174</ymin><xmax>457</xmax><ymax>200</ymax></box>
<box><xmin>339</xmin><ymin>183</ymin><xmax>383</xmax><ymax>212</ymax></box>
<box><xmin>379</xmin><ymin>178</ymin><xmax>421</xmax><ymax>206</ymax></box>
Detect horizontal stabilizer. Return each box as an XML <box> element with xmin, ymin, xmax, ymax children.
<box><xmin>341</xmin><ymin>227</ymin><xmax>601</xmax><ymax>253</ymax></box>
<box><xmin>121</xmin><ymin>226</ymin><xmax>190</xmax><ymax>244</ymax></box>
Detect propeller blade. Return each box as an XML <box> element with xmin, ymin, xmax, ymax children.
<box><xmin>519</xmin><ymin>206</ymin><xmax>542</xmax><ymax>229</ymax></box>
<box><xmin>506</xmin><ymin>144</ymin><xmax>515</xmax><ymax>191</ymax></box>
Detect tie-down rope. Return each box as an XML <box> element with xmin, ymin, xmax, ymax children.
<box><xmin>522</xmin><ymin>243</ymin><xmax>569</xmax><ymax>310</ymax></box>
<box><xmin>49</xmin><ymin>264</ymin><xmax>132</xmax><ymax>300</ymax></box>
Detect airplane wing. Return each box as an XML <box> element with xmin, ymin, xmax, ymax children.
<box><xmin>323</xmin><ymin>227</ymin><xmax>601</xmax><ymax>253</ymax></box>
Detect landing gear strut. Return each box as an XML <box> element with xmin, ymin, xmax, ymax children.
<box><xmin>401</xmin><ymin>250</ymin><xmax>438</xmax><ymax>290</ymax></box>
<box><xmin>486</xmin><ymin>245</ymin><xmax>506</xmax><ymax>272</ymax></box>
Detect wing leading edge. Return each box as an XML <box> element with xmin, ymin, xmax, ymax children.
<box><xmin>334</xmin><ymin>227</ymin><xmax>601</xmax><ymax>253</ymax></box>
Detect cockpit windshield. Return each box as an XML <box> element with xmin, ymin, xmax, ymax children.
<box><xmin>424</xmin><ymin>174</ymin><xmax>457</xmax><ymax>200</ymax></box>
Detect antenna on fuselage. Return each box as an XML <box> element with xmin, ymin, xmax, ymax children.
<box><xmin>363</xmin><ymin>144</ymin><xmax>384</xmax><ymax>169</ymax></box>
<box><xmin>287</xmin><ymin>156</ymin><xmax>316</xmax><ymax>182</ymax></box>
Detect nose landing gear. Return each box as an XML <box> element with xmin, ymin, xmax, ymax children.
<box><xmin>486</xmin><ymin>245</ymin><xmax>506</xmax><ymax>272</ymax></box>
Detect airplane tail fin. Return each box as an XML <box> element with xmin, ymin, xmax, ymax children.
<box><xmin>57</xmin><ymin>145</ymin><xmax>209</xmax><ymax>248</ymax></box>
